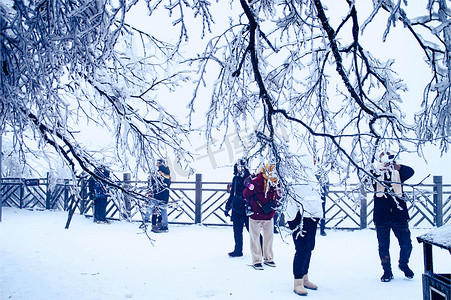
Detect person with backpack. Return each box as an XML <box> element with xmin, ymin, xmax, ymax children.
<box><xmin>243</xmin><ymin>163</ymin><xmax>280</xmax><ymax>270</ymax></box>
<box><xmin>144</xmin><ymin>159</ymin><xmax>171</xmax><ymax>233</ymax></box>
<box><xmin>224</xmin><ymin>159</ymin><xmax>251</xmax><ymax>257</ymax></box>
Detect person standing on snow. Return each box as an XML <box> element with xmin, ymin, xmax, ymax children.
<box><xmin>224</xmin><ymin>159</ymin><xmax>251</xmax><ymax>257</ymax></box>
<box><xmin>372</xmin><ymin>151</ymin><xmax>415</xmax><ymax>282</ymax></box>
<box><xmin>144</xmin><ymin>159</ymin><xmax>171</xmax><ymax>233</ymax></box>
<box><xmin>243</xmin><ymin>163</ymin><xmax>280</xmax><ymax>270</ymax></box>
<box><xmin>313</xmin><ymin>156</ymin><xmax>329</xmax><ymax>236</ymax></box>
<box><xmin>91</xmin><ymin>166</ymin><xmax>110</xmax><ymax>224</ymax></box>
<box><xmin>284</xmin><ymin>166</ymin><xmax>323</xmax><ymax>296</ymax></box>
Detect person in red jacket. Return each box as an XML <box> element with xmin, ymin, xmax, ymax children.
<box><xmin>243</xmin><ymin>163</ymin><xmax>280</xmax><ymax>270</ymax></box>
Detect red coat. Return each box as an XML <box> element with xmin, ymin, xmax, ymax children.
<box><xmin>243</xmin><ymin>173</ymin><xmax>278</xmax><ymax>220</ymax></box>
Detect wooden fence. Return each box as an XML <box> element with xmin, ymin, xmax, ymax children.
<box><xmin>1</xmin><ymin>174</ymin><xmax>450</xmax><ymax>229</ymax></box>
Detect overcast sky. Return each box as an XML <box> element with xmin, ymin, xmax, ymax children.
<box><xmin>120</xmin><ymin>1</ymin><xmax>451</xmax><ymax>184</ymax></box>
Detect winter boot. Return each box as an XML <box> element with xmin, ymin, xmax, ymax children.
<box><xmin>151</xmin><ymin>224</ymin><xmax>160</xmax><ymax>233</ymax></box>
<box><xmin>381</xmin><ymin>269</ymin><xmax>394</xmax><ymax>282</ymax></box>
<box><xmin>294</xmin><ymin>278</ymin><xmax>308</xmax><ymax>296</ymax></box>
<box><xmin>399</xmin><ymin>264</ymin><xmax>414</xmax><ymax>279</ymax></box>
<box><xmin>264</xmin><ymin>261</ymin><xmax>276</xmax><ymax>267</ymax></box>
<box><xmin>158</xmin><ymin>226</ymin><xmax>168</xmax><ymax>232</ymax></box>
<box><xmin>228</xmin><ymin>251</ymin><xmax>243</xmax><ymax>257</ymax></box>
<box><xmin>303</xmin><ymin>274</ymin><xmax>318</xmax><ymax>290</ymax></box>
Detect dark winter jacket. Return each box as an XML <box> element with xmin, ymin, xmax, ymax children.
<box><xmin>151</xmin><ymin>165</ymin><xmax>171</xmax><ymax>203</ymax></box>
<box><xmin>243</xmin><ymin>173</ymin><xmax>278</xmax><ymax>220</ymax></box>
<box><xmin>372</xmin><ymin>164</ymin><xmax>414</xmax><ymax>225</ymax></box>
<box><xmin>88</xmin><ymin>176</ymin><xmax>96</xmax><ymax>200</ymax></box>
<box><xmin>93</xmin><ymin>181</ymin><xmax>107</xmax><ymax>200</ymax></box>
<box><xmin>225</xmin><ymin>170</ymin><xmax>250</xmax><ymax>217</ymax></box>
<box><xmin>91</xmin><ymin>168</ymin><xmax>110</xmax><ymax>201</ymax></box>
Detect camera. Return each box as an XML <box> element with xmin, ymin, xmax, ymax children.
<box><xmin>380</xmin><ymin>154</ymin><xmax>395</xmax><ymax>164</ymax></box>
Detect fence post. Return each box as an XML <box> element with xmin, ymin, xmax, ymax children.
<box><xmin>123</xmin><ymin>173</ymin><xmax>131</xmax><ymax>219</ymax></box>
<box><xmin>64</xmin><ymin>179</ymin><xmax>70</xmax><ymax>211</ymax></box>
<box><xmin>360</xmin><ymin>186</ymin><xmax>367</xmax><ymax>229</ymax></box>
<box><xmin>20</xmin><ymin>181</ymin><xmax>24</xmax><ymax>209</ymax></box>
<box><xmin>45</xmin><ymin>172</ymin><xmax>51</xmax><ymax>209</ymax></box>
<box><xmin>195</xmin><ymin>174</ymin><xmax>202</xmax><ymax>224</ymax></box>
<box><xmin>80</xmin><ymin>177</ymin><xmax>86</xmax><ymax>214</ymax></box>
<box><xmin>433</xmin><ymin>176</ymin><xmax>443</xmax><ymax>227</ymax></box>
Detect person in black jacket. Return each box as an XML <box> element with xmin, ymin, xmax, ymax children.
<box><xmin>91</xmin><ymin>166</ymin><xmax>110</xmax><ymax>224</ymax></box>
<box><xmin>224</xmin><ymin>159</ymin><xmax>251</xmax><ymax>257</ymax></box>
<box><xmin>144</xmin><ymin>159</ymin><xmax>171</xmax><ymax>233</ymax></box>
<box><xmin>372</xmin><ymin>151</ymin><xmax>415</xmax><ymax>282</ymax></box>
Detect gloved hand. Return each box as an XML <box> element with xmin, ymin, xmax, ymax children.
<box><xmin>224</xmin><ymin>210</ymin><xmax>230</xmax><ymax>217</ymax></box>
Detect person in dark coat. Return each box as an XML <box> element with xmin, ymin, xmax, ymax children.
<box><xmin>91</xmin><ymin>166</ymin><xmax>110</xmax><ymax>224</ymax></box>
<box><xmin>243</xmin><ymin>163</ymin><xmax>280</xmax><ymax>270</ymax></box>
<box><xmin>224</xmin><ymin>159</ymin><xmax>251</xmax><ymax>257</ymax></box>
<box><xmin>144</xmin><ymin>159</ymin><xmax>171</xmax><ymax>232</ymax></box>
<box><xmin>372</xmin><ymin>151</ymin><xmax>415</xmax><ymax>282</ymax></box>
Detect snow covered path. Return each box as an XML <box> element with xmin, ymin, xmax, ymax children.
<box><xmin>0</xmin><ymin>208</ymin><xmax>449</xmax><ymax>300</ymax></box>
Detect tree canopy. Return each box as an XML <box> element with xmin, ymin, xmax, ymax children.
<box><xmin>1</xmin><ymin>0</ymin><xmax>450</xmax><ymax>190</ymax></box>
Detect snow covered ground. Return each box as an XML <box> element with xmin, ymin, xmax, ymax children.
<box><xmin>0</xmin><ymin>207</ymin><xmax>449</xmax><ymax>300</ymax></box>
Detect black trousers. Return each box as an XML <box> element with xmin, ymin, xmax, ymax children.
<box><xmin>94</xmin><ymin>196</ymin><xmax>107</xmax><ymax>222</ymax></box>
<box><xmin>376</xmin><ymin>221</ymin><xmax>412</xmax><ymax>271</ymax></box>
<box><xmin>320</xmin><ymin>195</ymin><xmax>326</xmax><ymax>234</ymax></box>
<box><xmin>231</xmin><ymin>213</ymin><xmax>249</xmax><ymax>254</ymax></box>
<box><xmin>292</xmin><ymin>217</ymin><xmax>319</xmax><ymax>279</ymax></box>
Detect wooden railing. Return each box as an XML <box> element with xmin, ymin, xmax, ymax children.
<box><xmin>1</xmin><ymin>174</ymin><xmax>450</xmax><ymax>229</ymax></box>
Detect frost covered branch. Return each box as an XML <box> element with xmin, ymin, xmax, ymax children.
<box><xmin>0</xmin><ymin>0</ymin><xmax>193</xmax><ymax>189</ymax></box>
<box><xmin>189</xmin><ymin>0</ymin><xmax>449</xmax><ymax>188</ymax></box>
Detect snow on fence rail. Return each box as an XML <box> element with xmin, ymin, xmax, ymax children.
<box><xmin>0</xmin><ymin>174</ymin><xmax>449</xmax><ymax>229</ymax></box>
